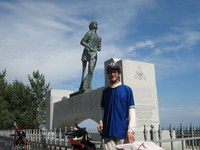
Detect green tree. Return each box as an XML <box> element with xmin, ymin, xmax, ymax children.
<box><xmin>0</xmin><ymin>70</ymin><xmax>50</xmax><ymax>129</ymax></box>
<box><xmin>0</xmin><ymin>70</ymin><xmax>12</xmax><ymax>102</ymax></box>
<box><xmin>0</xmin><ymin>70</ymin><xmax>14</xmax><ymax>129</ymax></box>
<box><xmin>0</xmin><ymin>70</ymin><xmax>7</xmax><ymax>96</ymax></box>
<box><xmin>28</xmin><ymin>70</ymin><xmax>50</xmax><ymax>129</ymax></box>
<box><xmin>9</xmin><ymin>80</ymin><xmax>32</xmax><ymax>129</ymax></box>
<box><xmin>0</xmin><ymin>97</ymin><xmax>15</xmax><ymax>129</ymax></box>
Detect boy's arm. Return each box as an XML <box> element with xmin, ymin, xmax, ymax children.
<box><xmin>128</xmin><ymin>106</ymin><xmax>136</xmax><ymax>133</ymax></box>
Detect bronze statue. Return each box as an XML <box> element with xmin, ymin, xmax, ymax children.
<box><xmin>79</xmin><ymin>21</ymin><xmax>101</xmax><ymax>92</ymax></box>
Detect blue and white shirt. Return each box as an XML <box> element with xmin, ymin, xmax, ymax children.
<box><xmin>101</xmin><ymin>84</ymin><xmax>135</xmax><ymax>139</ymax></box>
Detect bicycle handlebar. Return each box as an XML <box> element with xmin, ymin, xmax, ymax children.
<box><xmin>65</xmin><ymin>120</ymin><xmax>87</xmax><ymax>138</ymax></box>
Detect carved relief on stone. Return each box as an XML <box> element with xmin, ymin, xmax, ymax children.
<box><xmin>134</xmin><ymin>66</ymin><xmax>146</xmax><ymax>80</ymax></box>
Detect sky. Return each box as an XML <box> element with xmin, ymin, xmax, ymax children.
<box><xmin>0</xmin><ymin>0</ymin><xmax>200</xmax><ymax>129</ymax></box>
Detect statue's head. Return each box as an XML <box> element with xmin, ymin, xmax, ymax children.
<box><xmin>89</xmin><ymin>21</ymin><xmax>98</xmax><ymax>30</ymax></box>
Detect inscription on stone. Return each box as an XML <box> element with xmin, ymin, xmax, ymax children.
<box><xmin>134</xmin><ymin>88</ymin><xmax>159</xmax><ymax>125</ymax></box>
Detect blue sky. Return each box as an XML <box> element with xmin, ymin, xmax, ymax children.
<box><xmin>0</xmin><ymin>0</ymin><xmax>200</xmax><ymax>128</ymax></box>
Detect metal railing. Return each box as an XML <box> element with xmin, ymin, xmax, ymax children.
<box><xmin>0</xmin><ymin>127</ymin><xmax>102</xmax><ymax>150</ymax></box>
<box><xmin>1</xmin><ymin>123</ymin><xmax>200</xmax><ymax>150</ymax></box>
<box><xmin>145</xmin><ymin>123</ymin><xmax>200</xmax><ymax>150</ymax></box>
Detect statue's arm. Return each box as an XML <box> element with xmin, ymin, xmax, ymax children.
<box><xmin>97</xmin><ymin>37</ymin><xmax>101</xmax><ymax>51</ymax></box>
<box><xmin>80</xmin><ymin>32</ymin><xmax>92</xmax><ymax>51</ymax></box>
<box><xmin>80</xmin><ymin>40</ymin><xmax>91</xmax><ymax>51</ymax></box>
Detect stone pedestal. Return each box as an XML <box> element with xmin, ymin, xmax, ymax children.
<box><xmin>45</xmin><ymin>89</ymin><xmax>74</xmax><ymax>130</ymax></box>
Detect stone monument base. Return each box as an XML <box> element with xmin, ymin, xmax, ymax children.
<box><xmin>45</xmin><ymin>58</ymin><xmax>160</xmax><ymax>141</ymax></box>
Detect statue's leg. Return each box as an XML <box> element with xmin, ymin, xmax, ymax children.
<box><xmin>87</xmin><ymin>59</ymin><xmax>97</xmax><ymax>90</ymax></box>
<box><xmin>82</xmin><ymin>61</ymin><xmax>87</xmax><ymax>81</ymax></box>
<box><xmin>79</xmin><ymin>61</ymin><xmax>87</xmax><ymax>90</ymax></box>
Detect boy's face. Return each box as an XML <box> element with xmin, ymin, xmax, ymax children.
<box><xmin>108</xmin><ymin>69</ymin><xmax>120</xmax><ymax>84</ymax></box>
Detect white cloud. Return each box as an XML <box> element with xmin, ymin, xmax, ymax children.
<box><xmin>128</xmin><ymin>40</ymin><xmax>155</xmax><ymax>52</ymax></box>
<box><xmin>128</xmin><ymin>28</ymin><xmax>200</xmax><ymax>79</ymax></box>
<box><xmin>0</xmin><ymin>0</ymin><xmax>155</xmax><ymax>89</ymax></box>
<box><xmin>156</xmin><ymin>30</ymin><xmax>200</xmax><ymax>53</ymax></box>
<box><xmin>0</xmin><ymin>0</ymin><xmax>200</xmax><ymax>91</ymax></box>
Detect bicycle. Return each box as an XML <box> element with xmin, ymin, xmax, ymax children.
<box><xmin>65</xmin><ymin>120</ymin><xmax>96</xmax><ymax>150</ymax></box>
<box><xmin>10</xmin><ymin>122</ymin><xmax>28</xmax><ymax>150</ymax></box>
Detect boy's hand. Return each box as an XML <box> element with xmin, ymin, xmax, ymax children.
<box><xmin>97</xmin><ymin>122</ymin><xmax>103</xmax><ymax>133</ymax></box>
<box><xmin>126</xmin><ymin>132</ymin><xmax>135</xmax><ymax>143</ymax></box>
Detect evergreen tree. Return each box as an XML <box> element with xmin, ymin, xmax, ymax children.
<box><xmin>28</xmin><ymin>70</ymin><xmax>50</xmax><ymax>129</ymax></box>
<box><xmin>0</xmin><ymin>70</ymin><xmax>14</xmax><ymax>129</ymax></box>
<box><xmin>10</xmin><ymin>80</ymin><xmax>32</xmax><ymax>129</ymax></box>
<box><xmin>0</xmin><ymin>70</ymin><xmax>50</xmax><ymax>129</ymax></box>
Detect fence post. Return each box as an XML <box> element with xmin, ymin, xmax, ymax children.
<box><xmin>185</xmin><ymin>125</ymin><xmax>190</xmax><ymax>148</ymax></box>
<box><xmin>194</xmin><ymin>125</ymin><xmax>199</xmax><ymax>149</ymax></box>
<box><xmin>54</xmin><ymin>128</ymin><xmax>57</xmax><ymax>145</ymax></box>
<box><xmin>143</xmin><ymin>125</ymin><xmax>148</xmax><ymax>141</ymax></box>
<box><xmin>64</xmin><ymin>127</ymin><xmax>68</xmax><ymax>147</ymax></box>
<box><xmin>150</xmin><ymin>125</ymin><xmax>156</xmax><ymax>142</ymax></box>
<box><xmin>30</xmin><ymin>129</ymin><xmax>33</xmax><ymax>142</ymax></box>
<box><xmin>180</xmin><ymin>123</ymin><xmax>185</xmax><ymax>150</ymax></box>
<box><xmin>9</xmin><ymin>130</ymin><xmax>14</xmax><ymax>149</ymax></box>
<box><xmin>36</xmin><ymin>129</ymin><xmax>38</xmax><ymax>142</ymax></box>
<box><xmin>38</xmin><ymin>129</ymin><xmax>41</xmax><ymax>142</ymax></box>
<box><xmin>3</xmin><ymin>130</ymin><xmax>5</xmax><ymax>146</ymax></box>
<box><xmin>158</xmin><ymin>124</ymin><xmax>162</xmax><ymax>147</ymax></box>
<box><xmin>190</xmin><ymin>123</ymin><xmax>194</xmax><ymax>150</ymax></box>
<box><xmin>41</xmin><ymin>130</ymin><xmax>47</xmax><ymax>150</ymax></box>
<box><xmin>59</xmin><ymin>128</ymin><xmax>62</xmax><ymax>145</ymax></box>
<box><xmin>169</xmin><ymin>124</ymin><xmax>174</xmax><ymax>150</ymax></box>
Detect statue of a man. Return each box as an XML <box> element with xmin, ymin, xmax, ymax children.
<box><xmin>79</xmin><ymin>21</ymin><xmax>101</xmax><ymax>91</ymax></box>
